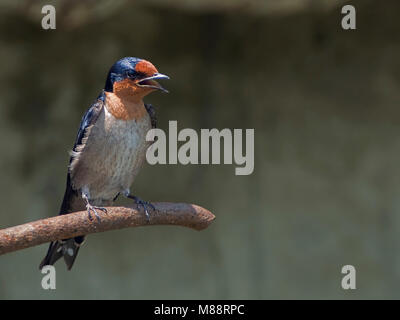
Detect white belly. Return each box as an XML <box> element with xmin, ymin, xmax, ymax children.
<box><xmin>70</xmin><ymin>107</ymin><xmax>152</xmax><ymax>201</ymax></box>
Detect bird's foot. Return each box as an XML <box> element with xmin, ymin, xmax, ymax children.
<box><xmin>86</xmin><ymin>204</ymin><xmax>107</xmax><ymax>222</ymax></box>
<box><xmin>128</xmin><ymin>195</ymin><xmax>154</xmax><ymax>222</ymax></box>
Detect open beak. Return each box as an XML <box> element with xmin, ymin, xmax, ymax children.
<box><xmin>137</xmin><ymin>73</ymin><xmax>170</xmax><ymax>93</ymax></box>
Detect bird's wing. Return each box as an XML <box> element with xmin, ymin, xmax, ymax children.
<box><xmin>70</xmin><ymin>92</ymin><xmax>106</xmax><ymax>164</ymax></box>
<box><xmin>59</xmin><ymin>92</ymin><xmax>105</xmax><ymax>214</ymax></box>
<box><xmin>68</xmin><ymin>92</ymin><xmax>105</xmax><ymax>178</ymax></box>
<box><xmin>144</xmin><ymin>103</ymin><xmax>157</xmax><ymax>128</ymax></box>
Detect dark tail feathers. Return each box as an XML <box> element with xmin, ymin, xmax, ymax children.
<box><xmin>39</xmin><ymin>237</ymin><xmax>84</xmax><ymax>270</ymax></box>
<box><xmin>39</xmin><ymin>174</ymin><xmax>85</xmax><ymax>270</ymax></box>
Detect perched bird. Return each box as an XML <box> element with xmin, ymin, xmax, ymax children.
<box><xmin>39</xmin><ymin>57</ymin><xmax>169</xmax><ymax>270</ymax></box>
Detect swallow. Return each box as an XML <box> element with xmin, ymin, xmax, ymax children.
<box><xmin>39</xmin><ymin>57</ymin><xmax>169</xmax><ymax>270</ymax></box>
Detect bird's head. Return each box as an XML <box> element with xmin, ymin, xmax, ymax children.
<box><xmin>104</xmin><ymin>57</ymin><xmax>169</xmax><ymax>97</ymax></box>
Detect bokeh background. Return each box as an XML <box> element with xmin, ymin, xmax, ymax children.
<box><xmin>1</xmin><ymin>0</ymin><xmax>400</xmax><ymax>299</ymax></box>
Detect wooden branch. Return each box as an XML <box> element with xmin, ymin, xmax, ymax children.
<box><xmin>0</xmin><ymin>202</ymin><xmax>215</xmax><ymax>255</ymax></box>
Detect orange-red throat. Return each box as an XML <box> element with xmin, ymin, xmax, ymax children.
<box><xmin>105</xmin><ymin>79</ymin><xmax>147</xmax><ymax>121</ymax></box>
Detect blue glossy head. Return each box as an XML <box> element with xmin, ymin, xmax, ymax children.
<box><xmin>104</xmin><ymin>57</ymin><xmax>169</xmax><ymax>93</ymax></box>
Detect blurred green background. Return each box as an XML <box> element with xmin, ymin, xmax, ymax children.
<box><xmin>1</xmin><ymin>0</ymin><xmax>400</xmax><ymax>299</ymax></box>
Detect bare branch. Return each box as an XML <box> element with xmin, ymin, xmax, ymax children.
<box><xmin>0</xmin><ymin>202</ymin><xmax>215</xmax><ymax>255</ymax></box>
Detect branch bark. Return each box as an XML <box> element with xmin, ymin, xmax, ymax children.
<box><xmin>0</xmin><ymin>202</ymin><xmax>215</xmax><ymax>255</ymax></box>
